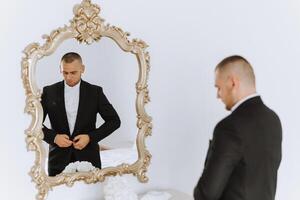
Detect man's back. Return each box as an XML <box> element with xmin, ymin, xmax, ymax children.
<box><xmin>222</xmin><ymin>96</ymin><xmax>282</xmax><ymax>200</ymax></box>
<box><xmin>194</xmin><ymin>96</ymin><xmax>282</xmax><ymax>200</ymax></box>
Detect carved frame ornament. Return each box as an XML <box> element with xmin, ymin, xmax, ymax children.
<box><xmin>21</xmin><ymin>1</ymin><xmax>152</xmax><ymax>199</ymax></box>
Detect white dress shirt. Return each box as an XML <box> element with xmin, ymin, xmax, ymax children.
<box><xmin>64</xmin><ymin>81</ymin><xmax>81</xmax><ymax>134</ymax></box>
<box><xmin>231</xmin><ymin>93</ymin><xmax>259</xmax><ymax>112</ymax></box>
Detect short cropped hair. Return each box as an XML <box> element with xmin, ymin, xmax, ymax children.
<box><xmin>215</xmin><ymin>55</ymin><xmax>256</xmax><ymax>86</ymax></box>
<box><xmin>61</xmin><ymin>52</ymin><xmax>82</xmax><ymax>63</ymax></box>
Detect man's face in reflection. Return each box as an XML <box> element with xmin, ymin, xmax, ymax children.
<box><xmin>61</xmin><ymin>59</ymin><xmax>84</xmax><ymax>87</ymax></box>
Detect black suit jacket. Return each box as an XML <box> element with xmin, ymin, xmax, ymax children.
<box><xmin>194</xmin><ymin>96</ymin><xmax>282</xmax><ymax>200</ymax></box>
<box><xmin>41</xmin><ymin>80</ymin><xmax>121</xmax><ymax>176</ymax></box>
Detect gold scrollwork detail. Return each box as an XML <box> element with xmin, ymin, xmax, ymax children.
<box><xmin>71</xmin><ymin>0</ymin><xmax>104</xmax><ymax>44</ymax></box>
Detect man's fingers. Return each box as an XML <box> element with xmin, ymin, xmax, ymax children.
<box><xmin>72</xmin><ymin>135</ymin><xmax>89</xmax><ymax>150</ymax></box>
<box><xmin>60</xmin><ymin>134</ymin><xmax>69</xmax><ymax>139</ymax></box>
<box><xmin>59</xmin><ymin>138</ymin><xmax>72</xmax><ymax>147</ymax></box>
<box><xmin>74</xmin><ymin>144</ymin><xmax>82</xmax><ymax>150</ymax></box>
<box><xmin>74</xmin><ymin>141</ymin><xmax>82</xmax><ymax>147</ymax></box>
<box><xmin>73</xmin><ymin>141</ymin><xmax>86</xmax><ymax>150</ymax></box>
<box><xmin>63</xmin><ymin>135</ymin><xmax>69</xmax><ymax>139</ymax></box>
<box><xmin>73</xmin><ymin>142</ymin><xmax>79</xmax><ymax>147</ymax></box>
<box><xmin>56</xmin><ymin>134</ymin><xmax>88</xmax><ymax>149</ymax></box>
<box><xmin>74</xmin><ymin>135</ymin><xmax>81</xmax><ymax>141</ymax></box>
<box><xmin>73</xmin><ymin>139</ymin><xmax>80</xmax><ymax>145</ymax></box>
<box><xmin>67</xmin><ymin>139</ymin><xmax>73</xmax><ymax>145</ymax></box>
<box><xmin>62</xmin><ymin>141</ymin><xmax>70</xmax><ymax>147</ymax></box>
<box><xmin>61</xmin><ymin>144</ymin><xmax>68</xmax><ymax>148</ymax></box>
<box><xmin>62</xmin><ymin>137</ymin><xmax>72</xmax><ymax>143</ymax></box>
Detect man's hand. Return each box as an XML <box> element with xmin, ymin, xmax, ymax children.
<box><xmin>54</xmin><ymin>134</ymin><xmax>73</xmax><ymax>148</ymax></box>
<box><xmin>73</xmin><ymin>134</ymin><xmax>90</xmax><ymax>150</ymax></box>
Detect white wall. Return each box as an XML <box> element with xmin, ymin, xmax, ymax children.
<box><xmin>1</xmin><ymin>0</ymin><xmax>300</xmax><ymax>199</ymax></box>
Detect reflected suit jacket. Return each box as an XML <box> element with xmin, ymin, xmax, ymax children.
<box><xmin>41</xmin><ymin>80</ymin><xmax>121</xmax><ymax>176</ymax></box>
<box><xmin>194</xmin><ymin>96</ymin><xmax>282</xmax><ymax>200</ymax></box>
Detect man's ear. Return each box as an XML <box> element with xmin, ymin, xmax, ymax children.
<box><xmin>227</xmin><ymin>75</ymin><xmax>238</xmax><ymax>89</ymax></box>
<box><xmin>226</xmin><ymin>75</ymin><xmax>234</xmax><ymax>88</ymax></box>
<box><xmin>81</xmin><ymin>64</ymin><xmax>85</xmax><ymax>73</ymax></box>
<box><xmin>231</xmin><ymin>75</ymin><xmax>240</xmax><ymax>88</ymax></box>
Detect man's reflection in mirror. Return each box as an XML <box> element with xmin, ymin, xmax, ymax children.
<box><xmin>41</xmin><ymin>52</ymin><xmax>121</xmax><ymax>176</ymax></box>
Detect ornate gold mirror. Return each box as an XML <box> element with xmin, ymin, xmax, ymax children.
<box><xmin>21</xmin><ymin>1</ymin><xmax>152</xmax><ymax>199</ymax></box>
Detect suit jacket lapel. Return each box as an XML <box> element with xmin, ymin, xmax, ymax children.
<box><xmin>73</xmin><ymin>80</ymin><xmax>87</xmax><ymax>135</ymax></box>
<box><xmin>57</xmin><ymin>81</ymin><xmax>71</xmax><ymax>134</ymax></box>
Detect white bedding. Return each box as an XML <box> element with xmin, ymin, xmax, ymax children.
<box><xmin>101</xmin><ymin>148</ymin><xmax>138</xmax><ymax>168</ymax></box>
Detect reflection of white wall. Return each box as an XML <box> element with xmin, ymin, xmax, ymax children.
<box><xmin>1</xmin><ymin>0</ymin><xmax>300</xmax><ymax>200</ymax></box>
<box><xmin>36</xmin><ymin>38</ymin><xmax>138</xmax><ymax>148</ymax></box>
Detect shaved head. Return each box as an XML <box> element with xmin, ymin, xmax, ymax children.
<box><xmin>214</xmin><ymin>55</ymin><xmax>257</xmax><ymax>111</ymax></box>
<box><xmin>61</xmin><ymin>52</ymin><xmax>82</xmax><ymax>64</ymax></box>
<box><xmin>60</xmin><ymin>52</ymin><xmax>85</xmax><ymax>87</ymax></box>
<box><xmin>215</xmin><ymin>55</ymin><xmax>256</xmax><ymax>88</ymax></box>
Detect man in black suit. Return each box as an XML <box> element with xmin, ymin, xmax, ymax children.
<box><xmin>194</xmin><ymin>55</ymin><xmax>282</xmax><ymax>200</ymax></box>
<box><xmin>41</xmin><ymin>52</ymin><xmax>121</xmax><ymax>176</ymax></box>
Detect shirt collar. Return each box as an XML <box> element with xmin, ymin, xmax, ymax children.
<box><xmin>231</xmin><ymin>93</ymin><xmax>259</xmax><ymax>112</ymax></box>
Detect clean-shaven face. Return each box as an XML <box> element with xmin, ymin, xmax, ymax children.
<box><xmin>61</xmin><ymin>59</ymin><xmax>84</xmax><ymax>87</ymax></box>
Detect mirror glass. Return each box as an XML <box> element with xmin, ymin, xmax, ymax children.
<box><xmin>36</xmin><ymin>37</ymin><xmax>138</xmax><ymax>176</ymax></box>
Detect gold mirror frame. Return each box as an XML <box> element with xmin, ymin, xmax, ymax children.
<box><xmin>21</xmin><ymin>1</ymin><xmax>152</xmax><ymax>199</ymax></box>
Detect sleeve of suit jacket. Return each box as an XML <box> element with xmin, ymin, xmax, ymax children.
<box><xmin>194</xmin><ymin>119</ymin><xmax>242</xmax><ymax>200</ymax></box>
<box><xmin>88</xmin><ymin>87</ymin><xmax>121</xmax><ymax>143</ymax></box>
<box><xmin>41</xmin><ymin>86</ymin><xmax>57</xmax><ymax>145</ymax></box>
